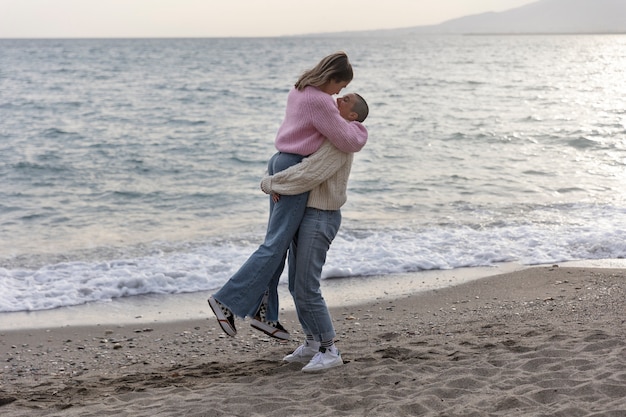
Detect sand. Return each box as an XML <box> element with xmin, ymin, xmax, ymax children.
<box><xmin>1</xmin><ymin>265</ymin><xmax>625</xmax><ymax>417</ymax></box>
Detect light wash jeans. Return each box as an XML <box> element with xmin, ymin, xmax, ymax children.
<box><xmin>288</xmin><ymin>208</ymin><xmax>342</xmax><ymax>342</ymax></box>
<box><xmin>213</xmin><ymin>152</ymin><xmax>309</xmax><ymax>319</ymax></box>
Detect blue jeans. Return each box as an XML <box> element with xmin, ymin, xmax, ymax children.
<box><xmin>213</xmin><ymin>152</ymin><xmax>309</xmax><ymax>319</ymax></box>
<box><xmin>288</xmin><ymin>208</ymin><xmax>342</xmax><ymax>342</ymax></box>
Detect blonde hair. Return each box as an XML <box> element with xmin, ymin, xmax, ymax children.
<box><xmin>294</xmin><ymin>52</ymin><xmax>353</xmax><ymax>91</ymax></box>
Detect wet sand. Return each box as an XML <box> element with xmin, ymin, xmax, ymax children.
<box><xmin>1</xmin><ymin>265</ymin><xmax>625</xmax><ymax>416</ymax></box>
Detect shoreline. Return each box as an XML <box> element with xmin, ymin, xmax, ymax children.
<box><xmin>0</xmin><ymin>261</ymin><xmax>526</xmax><ymax>332</ymax></box>
<box><xmin>1</xmin><ymin>264</ymin><xmax>625</xmax><ymax>416</ymax></box>
<box><xmin>2</xmin><ymin>259</ymin><xmax>625</xmax><ymax>332</ymax></box>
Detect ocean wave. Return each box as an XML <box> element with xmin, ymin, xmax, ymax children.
<box><xmin>12</xmin><ymin>161</ymin><xmax>69</xmax><ymax>173</ymax></box>
<box><xmin>1</xmin><ymin>214</ymin><xmax>625</xmax><ymax>313</ymax></box>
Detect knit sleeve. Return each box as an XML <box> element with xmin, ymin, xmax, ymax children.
<box><xmin>260</xmin><ymin>141</ymin><xmax>348</xmax><ymax>196</ymax></box>
<box><xmin>306</xmin><ymin>89</ymin><xmax>368</xmax><ymax>153</ymax></box>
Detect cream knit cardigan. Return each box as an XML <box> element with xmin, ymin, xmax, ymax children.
<box><xmin>260</xmin><ymin>141</ymin><xmax>353</xmax><ymax>211</ymax></box>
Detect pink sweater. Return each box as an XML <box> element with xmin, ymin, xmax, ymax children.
<box><xmin>274</xmin><ymin>86</ymin><xmax>368</xmax><ymax>155</ymax></box>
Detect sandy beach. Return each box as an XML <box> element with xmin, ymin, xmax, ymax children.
<box><xmin>1</xmin><ymin>265</ymin><xmax>625</xmax><ymax>416</ymax></box>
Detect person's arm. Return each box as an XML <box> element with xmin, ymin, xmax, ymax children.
<box><xmin>261</xmin><ymin>141</ymin><xmax>348</xmax><ymax>196</ymax></box>
<box><xmin>308</xmin><ymin>91</ymin><xmax>368</xmax><ymax>153</ymax></box>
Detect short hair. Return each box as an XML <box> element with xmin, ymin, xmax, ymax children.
<box><xmin>295</xmin><ymin>52</ymin><xmax>353</xmax><ymax>91</ymax></box>
<box><xmin>352</xmin><ymin>93</ymin><xmax>369</xmax><ymax>123</ymax></box>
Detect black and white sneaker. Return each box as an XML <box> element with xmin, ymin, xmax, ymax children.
<box><xmin>250</xmin><ymin>299</ymin><xmax>290</xmax><ymax>340</ymax></box>
<box><xmin>208</xmin><ymin>296</ymin><xmax>236</xmax><ymax>337</ymax></box>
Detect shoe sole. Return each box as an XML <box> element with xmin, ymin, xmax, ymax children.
<box><xmin>301</xmin><ymin>359</ymin><xmax>343</xmax><ymax>373</ymax></box>
<box><xmin>250</xmin><ymin>319</ymin><xmax>290</xmax><ymax>340</ymax></box>
<box><xmin>207</xmin><ymin>297</ymin><xmax>236</xmax><ymax>337</ymax></box>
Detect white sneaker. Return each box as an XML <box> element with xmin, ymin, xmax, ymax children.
<box><xmin>283</xmin><ymin>342</ymin><xmax>320</xmax><ymax>363</ymax></box>
<box><xmin>301</xmin><ymin>347</ymin><xmax>343</xmax><ymax>373</ymax></box>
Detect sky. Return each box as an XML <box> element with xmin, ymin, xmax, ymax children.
<box><xmin>0</xmin><ymin>0</ymin><xmax>538</xmax><ymax>38</ymax></box>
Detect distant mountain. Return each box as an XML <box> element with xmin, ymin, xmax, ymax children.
<box><xmin>335</xmin><ymin>0</ymin><xmax>626</xmax><ymax>36</ymax></box>
<box><xmin>426</xmin><ymin>0</ymin><xmax>626</xmax><ymax>34</ymax></box>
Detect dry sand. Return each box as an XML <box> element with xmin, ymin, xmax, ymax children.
<box><xmin>1</xmin><ymin>266</ymin><xmax>625</xmax><ymax>417</ymax></box>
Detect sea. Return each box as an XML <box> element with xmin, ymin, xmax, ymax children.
<box><xmin>1</xmin><ymin>34</ymin><xmax>625</xmax><ymax>315</ymax></box>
